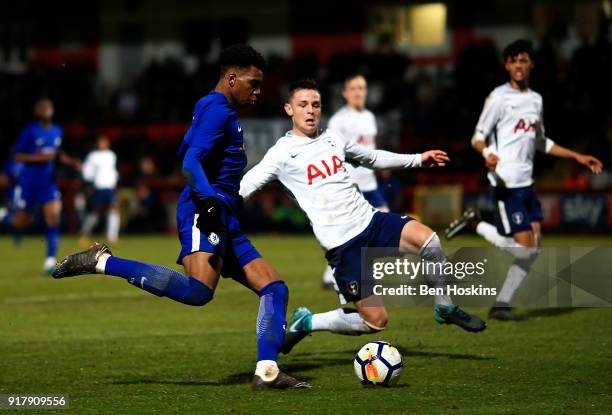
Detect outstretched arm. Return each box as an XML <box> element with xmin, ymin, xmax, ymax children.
<box><xmin>548</xmin><ymin>144</ymin><xmax>603</xmax><ymax>174</ymax></box>
<box><xmin>535</xmin><ymin>104</ymin><xmax>602</xmax><ymax>174</ymax></box>
<box><xmin>345</xmin><ymin>141</ymin><xmax>449</xmax><ymax>169</ymax></box>
<box><xmin>240</xmin><ymin>148</ymin><xmax>281</xmax><ymax>200</ymax></box>
<box><xmin>59</xmin><ymin>151</ymin><xmax>81</xmax><ymax>170</ymax></box>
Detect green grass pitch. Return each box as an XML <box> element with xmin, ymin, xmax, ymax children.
<box><xmin>1</xmin><ymin>234</ymin><xmax>611</xmax><ymax>414</ymax></box>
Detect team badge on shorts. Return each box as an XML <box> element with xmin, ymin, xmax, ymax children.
<box><xmin>512</xmin><ymin>212</ymin><xmax>524</xmax><ymax>225</ymax></box>
<box><xmin>208</xmin><ymin>232</ymin><xmax>220</xmax><ymax>246</ymax></box>
<box><xmin>346</xmin><ymin>281</ymin><xmax>359</xmax><ymax>296</ymax></box>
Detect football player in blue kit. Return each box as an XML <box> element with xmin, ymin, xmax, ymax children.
<box><xmin>53</xmin><ymin>45</ymin><xmax>310</xmax><ymax>390</ymax></box>
<box><xmin>6</xmin><ymin>98</ymin><xmax>79</xmax><ymax>273</ymax></box>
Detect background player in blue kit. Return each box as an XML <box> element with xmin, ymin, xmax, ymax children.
<box><xmin>5</xmin><ymin>98</ymin><xmax>79</xmax><ymax>273</ymax></box>
<box><xmin>53</xmin><ymin>45</ymin><xmax>310</xmax><ymax>390</ymax></box>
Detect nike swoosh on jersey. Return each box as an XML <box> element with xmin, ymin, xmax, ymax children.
<box><xmin>238</xmin><ymin>126</ymin><xmax>242</xmax><ymax>132</ymax></box>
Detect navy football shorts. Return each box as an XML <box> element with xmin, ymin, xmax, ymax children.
<box><xmin>491</xmin><ymin>184</ymin><xmax>543</xmax><ymax>236</ymax></box>
<box><xmin>176</xmin><ymin>191</ymin><xmax>261</xmax><ymax>281</ymax></box>
<box><xmin>325</xmin><ymin>211</ymin><xmax>413</xmax><ymax>302</ymax></box>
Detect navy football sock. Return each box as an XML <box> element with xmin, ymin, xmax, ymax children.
<box><xmin>256</xmin><ymin>281</ymin><xmax>289</xmax><ymax>362</ymax></box>
<box><xmin>45</xmin><ymin>225</ymin><xmax>60</xmax><ymax>258</ymax></box>
<box><xmin>104</xmin><ymin>256</ymin><xmax>213</xmax><ymax>306</ymax></box>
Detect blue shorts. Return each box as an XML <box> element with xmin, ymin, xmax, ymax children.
<box><xmin>92</xmin><ymin>189</ymin><xmax>117</xmax><ymax>209</ymax></box>
<box><xmin>13</xmin><ymin>180</ymin><xmax>61</xmax><ymax>212</ymax></box>
<box><xmin>362</xmin><ymin>189</ymin><xmax>388</xmax><ymax>209</ymax></box>
<box><xmin>491</xmin><ymin>184</ymin><xmax>543</xmax><ymax>236</ymax></box>
<box><xmin>176</xmin><ymin>191</ymin><xmax>261</xmax><ymax>280</ymax></box>
<box><xmin>325</xmin><ymin>211</ymin><xmax>413</xmax><ymax>302</ymax></box>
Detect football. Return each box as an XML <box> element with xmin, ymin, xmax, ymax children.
<box><xmin>354</xmin><ymin>341</ymin><xmax>404</xmax><ymax>386</ymax></box>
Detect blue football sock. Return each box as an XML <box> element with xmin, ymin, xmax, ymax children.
<box><xmin>104</xmin><ymin>256</ymin><xmax>213</xmax><ymax>306</ymax></box>
<box><xmin>45</xmin><ymin>226</ymin><xmax>60</xmax><ymax>258</ymax></box>
<box><xmin>256</xmin><ymin>281</ymin><xmax>289</xmax><ymax>362</ymax></box>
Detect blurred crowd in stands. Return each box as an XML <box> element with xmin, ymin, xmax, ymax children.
<box><xmin>1</xmin><ymin>36</ymin><xmax>611</xmax><ymax>233</ymax></box>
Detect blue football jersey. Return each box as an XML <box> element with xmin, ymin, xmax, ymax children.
<box><xmin>178</xmin><ymin>91</ymin><xmax>246</xmax><ymax>207</ymax></box>
<box><xmin>13</xmin><ymin>122</ymin><xmax>63</xmax><ymax>181</ymax></box>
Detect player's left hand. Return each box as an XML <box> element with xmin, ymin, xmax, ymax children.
<box><xmin>576</xmin><ymin>154</ymin><xmax>603</xmax><ymax>174</ymax></box>
<box><xmin>196</xmin><ymin>197</ymin><xmax>225</xmax><ymax>236</ymax></box>
<box><xmin>421</xmin><ymin>150</ymin><xmax>450</xmax><ymax>167</ymax></box>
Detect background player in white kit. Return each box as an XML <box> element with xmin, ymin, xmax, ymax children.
<box><xmin>80</xmin><ymin>134</ymin><xmax>120</xmax><ymax>245</ymax></box>
<box><xmin>445</xmin><ymin>40</ymin><xmax>603</xmax><ymax>320</ymax></box>
<box><xmin>321</xmin><ymin>74</ymin><xmax>389</xmax><ymax>289</ymax></box>
<box><xmin>240</xmin><ymin>79</ymin><xmax>486</xmax><ymax>353</ymax></box>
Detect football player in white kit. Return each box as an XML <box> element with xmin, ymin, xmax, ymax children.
<box><xmin>320</xmin><ymin>74</ymin><xmax>389</xmax><ymax>289</ymax></box>
<box><xmin>445</xmin><ymin>40</ymin><xmax>603</xmax><ymax>320</ymax></box>
<box><xmin>80</xmin><ymin>135</ymin><xmax>120</xmax><ymax>245</ymax></box>
<box><xmin>240</xmin><ymin>79</ymin><xmax>487</xmax><ymax>354</ymax></box>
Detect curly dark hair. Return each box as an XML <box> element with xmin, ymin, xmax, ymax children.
<box><xmin>219</xmin><ymin>44</ymin><xmax>266</xmax><ymax>74</ymax></box>
<box><xmin>502</xmin><ymin>39</ymin><xmax>534</xmax><ymax>61</ymax></box>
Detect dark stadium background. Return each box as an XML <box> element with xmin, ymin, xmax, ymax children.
<box><xmin>1</xmin><ymin>0</ymin><xmax>610</xmax><ymax>235</ymax></box>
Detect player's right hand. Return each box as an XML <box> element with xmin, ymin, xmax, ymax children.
<box><xmin>485</xmin><ymin>153</ymin><xmax>499</xmax><ymax>171</ymax></box>
<box><xmin>196</xmin><ymin>197</ymin><xmax>224</xmax><ymax>236</ymax></box>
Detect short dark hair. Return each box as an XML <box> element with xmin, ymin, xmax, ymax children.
<box><xmin>288</xmin><ymin>78</ymin><xmax>319</xmax><ymax>100</ymax></box>
<box><xmin>343</xmin><ymin>73</ymin><xmax>365</xmax><ymax>87</ymax></box>
<box><xmin>219</xmin><ymin>44</ymin><xmax>266</xmax><ymax>75</ymax></box>
<box><xmin>502</xmin><ymin>39</ymin><xmax>534</xmax><ymax>61</ymax></box>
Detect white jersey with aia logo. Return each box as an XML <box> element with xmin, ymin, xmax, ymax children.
<box><xmin>240</xmin><ymin>129</ymin><xmax>420</xmax><ymax>250</ymax></box>
<box><xmin>328</xmin><ymin>106</ymin><xmax>379</xmax><ymax>192</ymax></box>
<box><xmin>82</xmin><ymin>149</ymin><xmax>119</xmax><ymax>190</ymax></box>
<box><xmin>473</xmin><ymin>83</ymin><xmax>555</xmax><ymax>188</ymax></box>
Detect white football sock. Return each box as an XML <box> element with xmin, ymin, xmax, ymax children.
<box><xmin>419</xmin><ymin>233</ymin><xmax>453</xmax><ymax>306</ymax></box>
<box><xmin>321</xmin><ymin>264</ymin><xmax>334</xmax><ymax>284</ymax></box>
<box><xmin>311</xmin><ymin>308</ymin><xmax>382</xmax><ymax>335</ymax></box>
<box><xmin>81</xmin><ymin>213</ymin><xmax>99</xmax><ymax>236</ymax></box>
<box><xmin>95</xmin><ymin>253</ymin><xmax>111</xmax><ymax>274</ymax></box>
<box><xmin>496</xmin><ymin>262</ymin><xmax>529</xmax><ymax>304</ymax></box>
<box><xmin>255</xmin><ymin>360</ymin><xmax>279</xmax><ymax>382</ymax></box>
<box><xmin>476</xmin><ymin>221</ymin><xmax>516</xmax><ymax>247</ymax></box>
<box><xmin>106</xmin><ymin>210</ymin><xmax>120</xmax><ymax>243</ymax></box>
<box><xmin>476</xmin><ymin>221</ymin><xmax>537</xmax><ymax>257</ymax></box>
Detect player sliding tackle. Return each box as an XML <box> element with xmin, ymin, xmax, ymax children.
<box><xmin>445</xmin><ymin>40</ymin><xmax>603</xmax><ymax>321</ymax></box>
<box><xmin>52</xmin><ymin>45</ymin><xmax>309</xmax><ymax>390</ymax></box>
<box><xmin>240</xmin><ymin>79</ymin><xmax>486</xmax><ymax>354</ymax></box>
